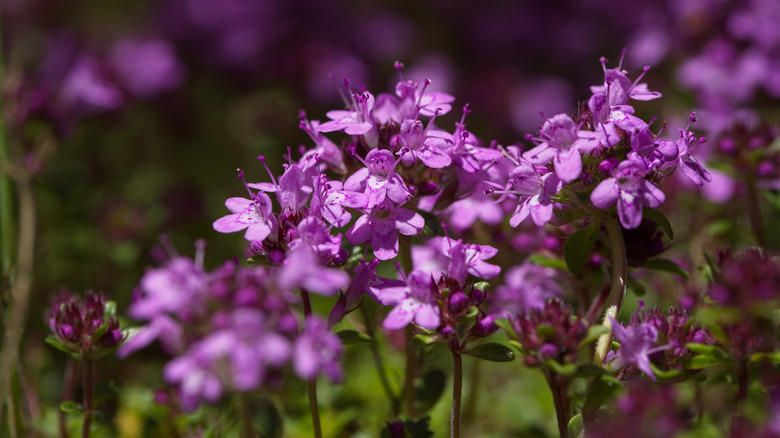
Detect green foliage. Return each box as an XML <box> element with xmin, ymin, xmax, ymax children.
<box><xmin>564</xmin><ymin>221</ymin><xmax>599</xmax><ymax>275</ymax></box>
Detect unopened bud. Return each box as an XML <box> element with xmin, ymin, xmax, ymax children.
<box><xmin>448</xmin><ymin>292</ymin><xmax>469</xmax><ymax>313</ymax></box>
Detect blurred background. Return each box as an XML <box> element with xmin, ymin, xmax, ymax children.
<box><xmin>2</xmin><ymin>0</ymin><xmax>780</xmax><ymax>436</ymax></box>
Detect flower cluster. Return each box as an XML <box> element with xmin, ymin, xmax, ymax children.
<box><xmin>483</xmin><ymin>53</ymin><xmax>711</xmax><ymax>229</ymax></box>
<box><xmin>46</xmin><ymin>291</ymin><xmax>125</xmax><ymax>359</ymax></box>
<box><xmin>119</xmin><ymin>242</ymin><xmax>343</xmax><ymax>411</ymax></box>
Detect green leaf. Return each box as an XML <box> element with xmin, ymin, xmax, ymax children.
<box><xmin>60</xmin><ymin>400</ymin><xmax>83</xmax><ymax>414</ymax></box>
<box><xmin>335</xmin><ymin>329</ymin><xmax>375</xmax><ymax>345</ymax></box>
<box><xmin>583</xmin><ymin>375</ymin><xmax>622</xmax><ymax>416</ymax></box>
<box><xmin>414</xmin><ymin>369</ymin><xmax>446</xmax><ymax>414</ymax></box>
<box><xmin>568</xmin><ymin>413</ymin><xmax>584</xmax><ymax>438</ymax></box>
<box><xmin>642</xmin><ymin>259</ymin><xmax>690</xmax><ymax>278</ymax></box>
<box><xmin>45</xmin><ymin>336</ymin><xmax>73</xmax><ymax>354</ymax></box>
<box><xmin>418</xmin><ymin>209</ymin><xmax>442</xmax><ymax>237</ymax></box>
<box><xmin>642</xmin><ymin>207</ymin><xmax>674</xmax><ymax>239</ymax></box>
<box><xmin>573</xmin><ymin>363</ymin><xmax>611</xmax><ymax>378</ymax></box>
<box><xmin>494</xmin><ymin>318</ymin><xmax>518</xmax><ymax>340</ymax></box>
<box><xmin>578</xmin><ymin>325</ymin><xmax>609</xmax><ymax>350</ymax></box>
<box><xmin>408</xmin><ymin>334</ymin><xmax>440</xmax><ymax>352</ymax></box>
<box><xmin>527</xmin><ymin>253</ymin><xmax>569</xmax><ymax>271</ymax></box>
<box><xmin>464</xmin><ymin>343</ymin><xmax>516</xmax><ymax>362</ymax></box>
<box><xmin>251</xmin><ymin>398</ymin><xmax>283</xmax><ymax>438</ymax></box>
<box><xmin>564</xmin><ymin>221</ymin><xmax>599</xmax><ymax>275</ymax></box>
<box><xmin>403</xmin><ymin>415</ymin><xmax>435</xmax><ymax>438</ymax></box>
<box><xmin>545</xmin><ymin>359</ymin><xmax>578</xmax><ymax>377</ymax></box>
<box><xmin>649</xmin><ymin>363</ymin><xmax>681</xmax><ymax>380</ymax></box>
<box><xmin>685</xmin><ymin>343</ymin><xmax>732</xmax><ymax>368</ymax></box>
<box><xmin>93</xmin><ymin>321</ymin><xmax>110</xmax><ymax>342</ymax></box>
<box><xmin>687</xmin><ymin>355</ymin><xmax>723</xmax><ymax>369</ymax></box>
<box><xmin>508</xmin><ymin>340</ymin><xmax>530</xmax><ymax>356</ymax></box>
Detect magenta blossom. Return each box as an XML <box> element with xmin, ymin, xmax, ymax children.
<box><xmin>344</xmin><ymin>148</ymin><xmax>411</xmax><ymax>209</ymax></box>
<box><xmin>590</xmin><ymin>152</ymin><xmax>665</xmax><ymax>229</ymax></box>
<box><xmin>213</xmin><ymin>173</ymin><xmax>275</xmax><ymax>242</ymax></box>
<box><xmin>346</xmin><ymin>198</ymin><xmax>424</xmax><ymax>260</ymax></box>
<box><xmin>369</xmin><ymin>270</ymin><xmax>440</xmax><ymax>330</ymax></box>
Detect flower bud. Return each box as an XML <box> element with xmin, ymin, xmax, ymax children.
<box><xmin>474</xmin><ymin>315</ymin><xmax>498</xmax><ymax>337</ymax></box>
<box><xmin>448</xmin><ymin>292</ymin><xmax>469</xmax><ymax>313</ymax></box>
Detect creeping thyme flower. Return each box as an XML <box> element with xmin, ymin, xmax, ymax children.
<box><xmin>369</xmin><ymin>269</ymin><xmax>440</xmax><ymax>330</ymax></box>
<box><xmin>523</xmin><ymin>113</ymin><xmax>588</xmax><ymax>183</ymax></box>
<box><xmin>344</xmin><ymin>148</ymin><xmax>411</xmax><ymax>209</ymax></box>
<box><xmin>294</xmin><ymin>316</ymin><xmax>344</xmax><ymax>382</ymax></box>
<box><xmin>212</xmin><ymin>172</ymin><xmax>275</xmax><ymax>242</ymax></box>
<box><xmin>708</xmin><ymin>247</ymin><xmax>780</xmax><ymax>311</ymax></box>
<box><xmin>47</xmin><ymin>291</ymin><xmax>125</xmax><ymax>359</ymax></box>
<box><xmin>346</xmin><ymin>198</ymin><xmax>424</xmax><ymax>260</ymax></box>
<box><xmin>608</xmin><ymin>317</ymin><xmax>669</xmax><ymax>381</ymax></box>
<box><xmin>492</xmin><ymin>261</ymin><xmax>564</xmax><ymax>317</ymax></box>
<box><xmin>591</xmin><ymin>152</ymin><xmax>665</xmax><ymax>229</ymax></box>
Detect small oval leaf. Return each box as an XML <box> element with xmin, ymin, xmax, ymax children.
<box><xmin>564</xmin><ymin>221</ymin><xmax>599</xmax><ymax>275</ymax></box>
<box><xmin>336</xmin><ymin>329</ymin><xmax>375</xmax><ymax>345</ymax></box>
<box><xmin>642</xmin><ymin>259</ymin><xmax>690</xmax><ymax>278</ymax></box>
<box><xmin>643</xmin><ymin>207</ymin><xmax>674</xmax><ymax>240</ymax></box>
<box><xmin>464</xmin><ymin>343</ymin><xmax>515</xmax><ymax>362</ymax></box>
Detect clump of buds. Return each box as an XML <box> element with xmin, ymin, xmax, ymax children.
<box><xmin>46</xmin><ymin>291</ymin><xmax>125</xmax><ymax>359</ymax></box>
<box><xmin>509</xmin><ymin>298</ymin><xmax>588</xmax><ymax>368</ymax></box>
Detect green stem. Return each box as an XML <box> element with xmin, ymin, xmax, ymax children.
<box><xmin>399</xmin><ymin>236</ymin><xmax>418</xmax><ymax>417</ymax></box>
<box><xmin>450</xmin><ymin>350</ymin><xmax>462</xmax><ymax>438</ymax></box>
<box><xmin>547</xmin><ymin>372</ymin><xmax>570</xmax><ymax>438</ymax></box>
<box><xmin>82</xmin><ymin>360</ymin><xmax>94</xmax><ymax>438</ymax></box>
<box><xmin>60</xmin><ymin>360</ymin><xmax>80</xmax><ymax>438</ymax></box>
<box><xmin>745</xmin><ymin>173</ymin><xmax>766</xmax><ymax>247</ymax></box>
<box><xmin>0</xmin><ymin>0</ymin><xmax>13</xmax><ymax>276</ymax></box>
<box><xmin>593</xmin><ymin>217</ymin><xmax>627</xmax><ymax>365</ymax></box>
<box><xmin>238</xmin><ymin>394</ymin><xmax>254</xmax><ymax>438</ymax></box>
<box><xmin>359</xmin><ymin>304</ymin><xmax>399</xmax><ymax>415</ymax></box>
<box><xmin>300</xmin><ymin>289</ymin><xmax>322</xmax><ymax>438</ymax></box>
<box><xmin>0</xmin><ymin>179</ymin><xmax>35</xmax><ymax>418</ymax></box>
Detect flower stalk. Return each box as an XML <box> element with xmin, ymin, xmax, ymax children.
<box><xmin>594</xmin><ymin>217</ymin><xmax>627</xmax><ymax>365</ymax></box>
<box><xmin>82</xmin><ymin>360</ymin><xmax>94</xmax><ymax>438</ymax></box>
<box><xmin>450</xmin><ymin>349</ymin><xmax>463</xmax><ymax>438</ymax></box>
<box><xmin>300</xmin><ymin>289</ymin><xmax>323</xmax><ymax>438</ymax></box>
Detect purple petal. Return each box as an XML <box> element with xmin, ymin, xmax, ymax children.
<box><xmin>414</xmin><ymin>304</ymin><xmax>441</xmax><ymax>330</ymax></box>
<box><xmin>591</xmin><ymin>178</ymin><xmax>619</xmax><ymax>209</ymax></box>
<box><xmin>372</xmin><ymin>232</ymin><xmax>399</xmax><ymax>261</ymax></box>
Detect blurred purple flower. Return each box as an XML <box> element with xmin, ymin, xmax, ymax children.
<box><xmin>110</xmin><ymin>38</ymin><xmax>185</xmax><ymax>99</ymax></box>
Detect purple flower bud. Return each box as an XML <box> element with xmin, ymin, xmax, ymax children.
<box><xmin>440</xmin><ymin>325</ymin><xmax>456</xmax><ymax>339</ymax></box>
<box><xmin>418</xmin><ymin>181</ymin><xmax>440</xmax><ymax>195</ymax></box>
<box><xmin>101</xmin><ymin>329</ymin><xmax>124</xmax><ymax>348</ymax></box>
<box><xmin>329</xmin><ymin>248</ymin><xmax>349</xmax><ymax>268</ymax></box>
<box><xmin>470</xmin><ymin>288</ymin><xmax>485</xmax><ymax>306</ymax></box>
<box><xmin>59</xmin><ymin>324</ymin><xmax>77</xmax><ymax>342</ymax></box>
<box><xmin>448</xmin><ymin>292</ymin><xmax>469</xmax><ymax>313</ymax></box>
<box><xmin>474</xmin><ymin>315</ymin><xmax>498</xmax><ymax>337</ymax></box>
<box><xmin>539</xmin><ymin>343</ymin><xmax>559</xmax><ymax>360</ymax></box>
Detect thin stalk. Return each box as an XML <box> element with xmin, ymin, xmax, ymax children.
<box><xmin>300</xmin><ymin>289</ymin><xmax>322</xmax><ymax>438</ymax></box>
<box><xmin>744</xmin><ymin>173</ymin><xmax>766</xmax><ymax>247</ymax></box>
<box><xmin>359</xmin><ymin>304</ymin><xmax>399</xmax><ymax>415</ymax></box>
<box><xmin>82</xmin><ymin>360</ymin><xmax>94</xmax><ymax>438</ymax></box>
<box><xmin>593</xmin><ymin>217</ymin><xmax>627</xmax><ymax>365</ymax></box>
<box><xmin>399</xmin><ymin>236</ymin><xmax>417</xmax><ymax>417</ymax></box>
<box><xmin>547</xmin><ymin>372</ymin><xmax>569</xmax><ymax>438</ymax></box>
<box><xmin>450</xmin><ymin>350</ymin><xmax>462</xmax><ymax>438</ymax></box>
<box><xmin>238</xmin><ymin>394</ymin><xmax>254</xmax><ymax>438</ymax></box>
<box><xmin>0</xmin><ymin>179</ymin><xmax>36</xmax><ymax>417</ymax></box>
<box><xmin>0</xmin><ymin>0</ymin><xmax>14</xmax><ymax>275</ymax></box>
<box><xmin>60</xmin><ymin>360</ymin><xmax>80</xmax><ymax>438</ymax></box>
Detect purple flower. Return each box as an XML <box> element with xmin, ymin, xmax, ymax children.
<box><xmin>590</xmin><ymin>52</ymin><xmax>661</xmax><ymax>108</ymax></box>
<box><xmin>609</xmin><ymin>318</ymin><xmax>667</xmax><ymax>381</ymax></box>
<box><xmin>397</xmin><ymin>118</ymin><xmax>452</xmax><ymax>168</ymax></box>
<box><xmin>590</xmin><ymin>152</ymin><xmax>665</xmax><ymax>229</ymax></box>
<box><xmin>523</xmin><ymin>113</ymin><xmax>585</xmax><ymax>183</ymax></box>
<box><xmin>344</xmin><ymin>148</ymin><xmax>411</xmax><ymax>209</ymax></box>
<box><xmin>496</xmin><ymin>153</ymin><xmax>562</xmax><ymax>227</ymax></box>
<box><xmin>319</xmin><ymin>91</ymin><xmax>379</xmax><ymax>148</ymax></box>
<box><xmin>109</xmin><ymin>38</ymin><xmax>185</xmax><ymax>99</ymax></box>
<box><xmin>129</xmin><ymin>256</ymin><xmax>210</xmax><ymax>320</ymax></box>
<box><xmin>346</xmin><ymin>198</ymin><xmax>424</xmax><ymax>260</ymax></box>
<box><xmin>370</xmin><ymin>270</ymin><xmax>440</xmax><ymax>330</ymax></box>
<box><xmin>277</xmin><ymin>247</ymin><xmax>349</xmax><ymax>296</ymax></box>
<box><xmin>288</xmin><ymin>216</ymin><xmax>342</xmax><ymax>258</ymax></box>
<box><xmin>492</xmin><ymin>262</ymin><xmax>563</xmax><ymax>318</ymax></box>
<box><xmin>293</xmin><ymin>316</ymin><xmax>343</xmax><ymax>382</ymax></box>
<box><xmin>441</xmin><ymin>237</ymin><xmax>501</xmax><ymax>284</ymax></box>
<box><xmin>213</xmin><ymin>189</ymin><xmax>275</xmax><ymax>243</ymax></box>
